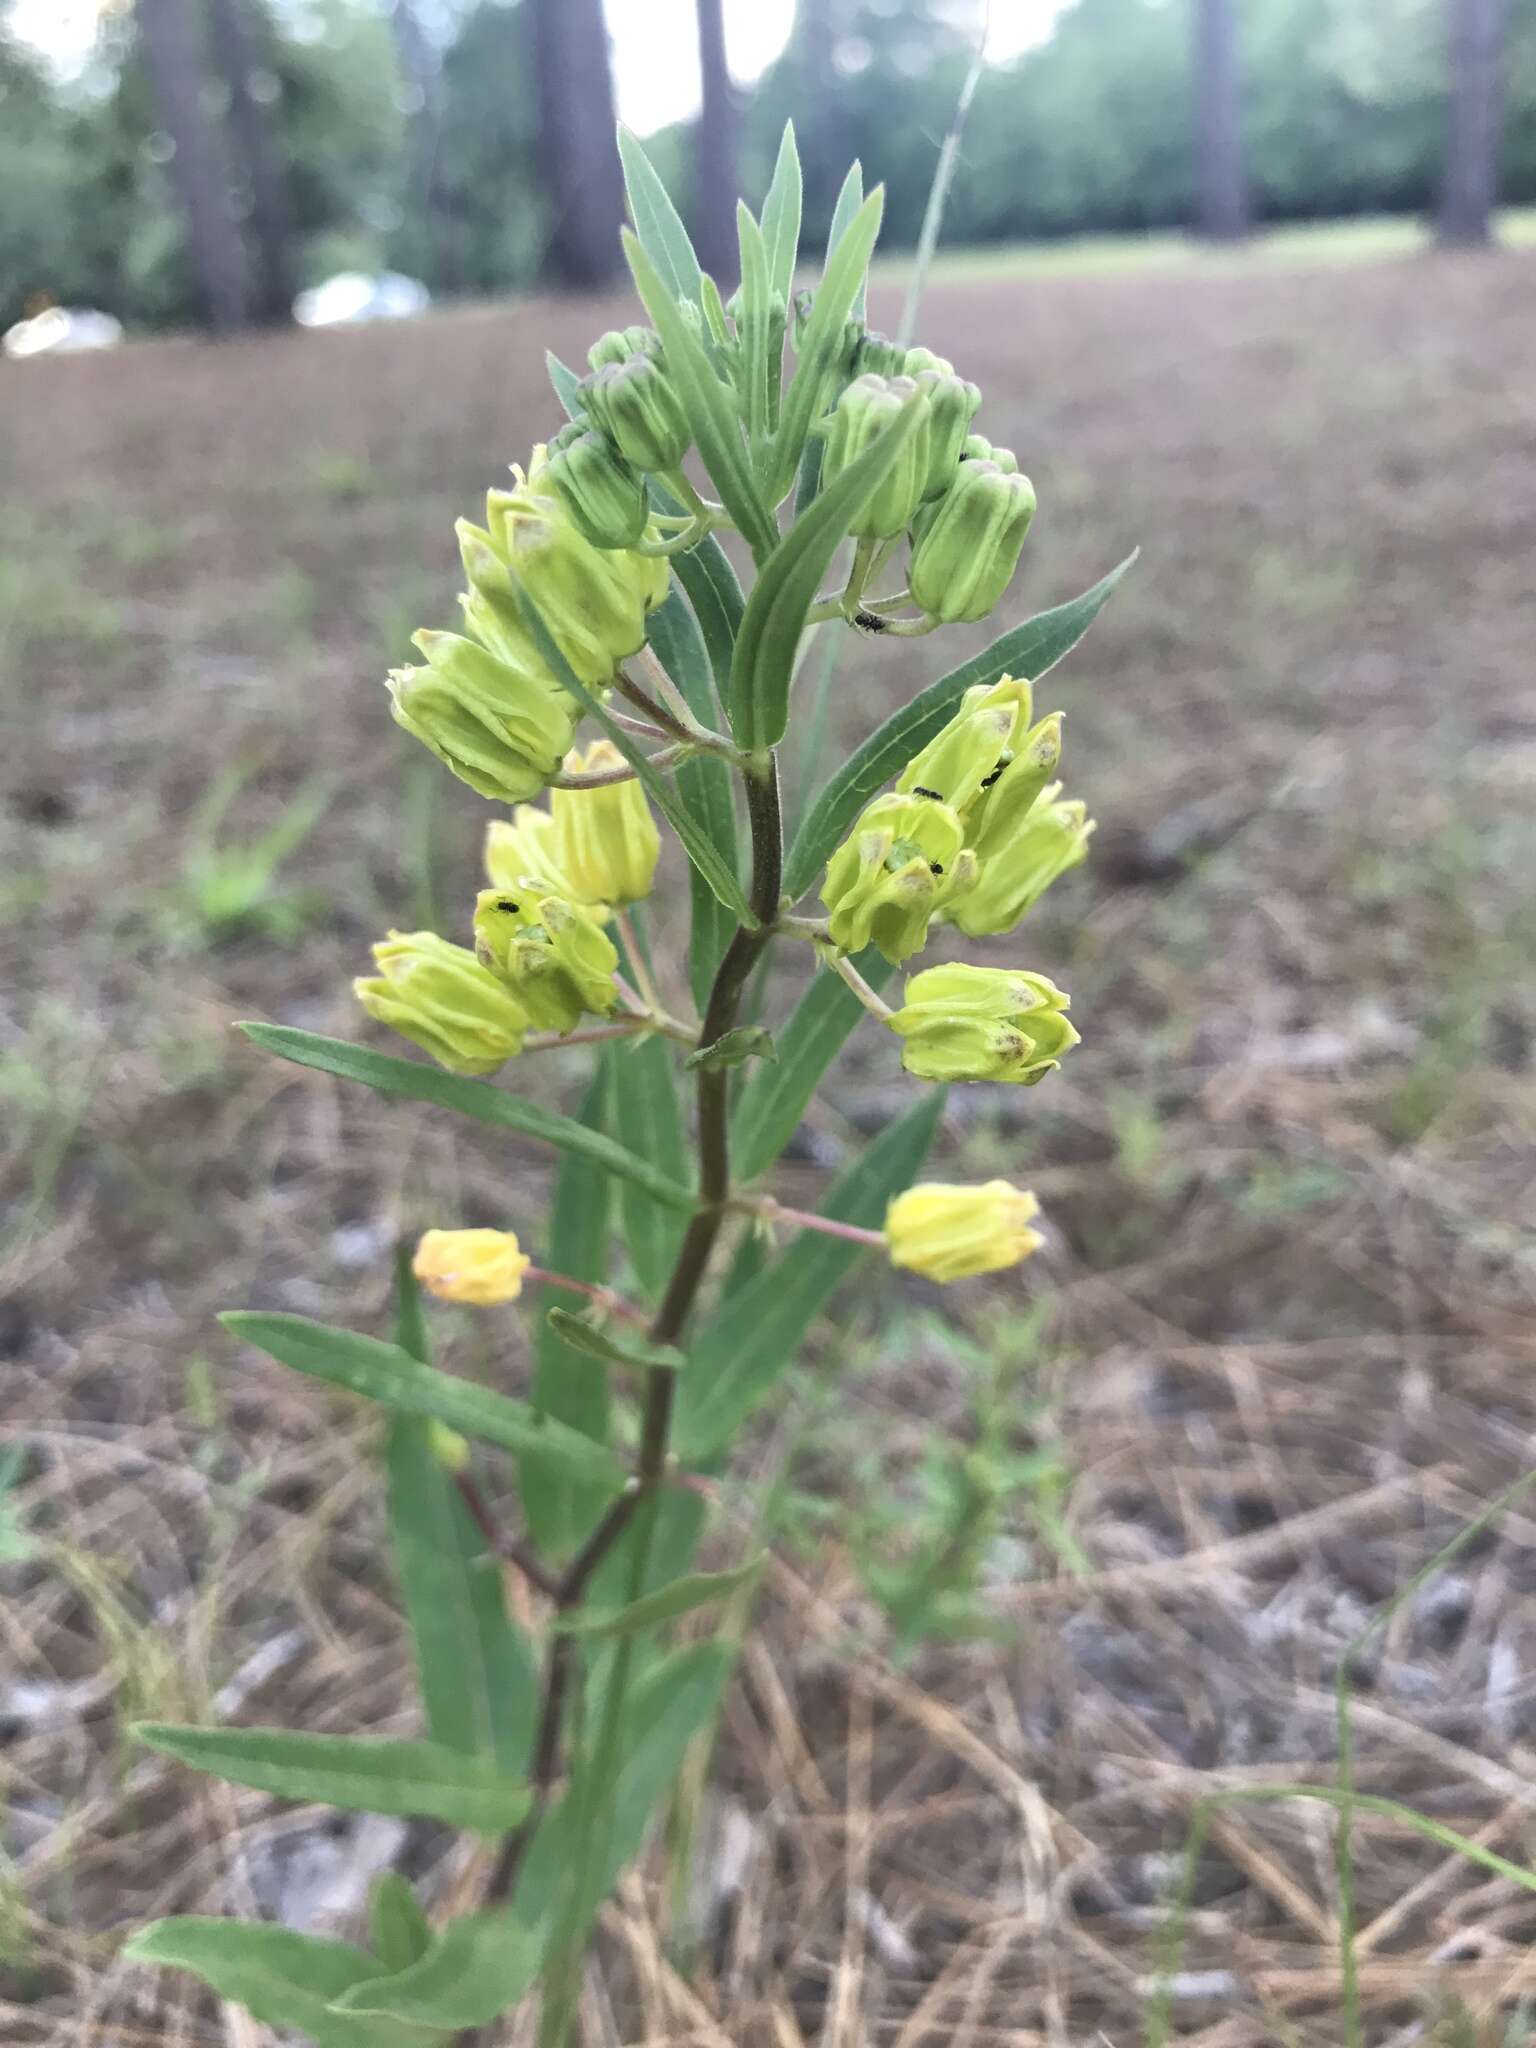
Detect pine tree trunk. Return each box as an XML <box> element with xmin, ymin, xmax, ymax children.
<box><xmin>531</xmin><ymin>0</ymin><xmax>625</xmax><ymax>291</ymax></box>
<box><xmin>135</xmin><ymin>0</ymin><xmax>250</xmax><ymax>330</ymax></box>
<box><xmin>1193</xmin><ymin>0</ymin><xmax>1248</xmax><ymax>241</ymax></box>
<box><xmin>693</xmin><ymin>0</ymin><xmax>740</xmax><ymax>284</ymax></box>
<box><xmin>205</xmin><ymin>0</ymin><xmax>294</xmax><ymax>324</ymax></box>
<box><xmin>1439</xmin><ymin>0</ymin><xmax>1506</xmax><ymax>246</ymax></box>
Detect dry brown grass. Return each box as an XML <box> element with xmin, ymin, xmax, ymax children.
<box><xmin>2</xmin><ymin>241</ymin><xmax>1535</xmax><ymax>2045</ymax></box>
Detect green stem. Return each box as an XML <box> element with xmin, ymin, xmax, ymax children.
<box><xmin>471</xmin><ymin>759</ymin><xmax>785</xmax><ymax>2048</ymax></box>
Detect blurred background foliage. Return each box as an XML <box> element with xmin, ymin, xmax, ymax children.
<box><xmin>2</xmin><ymin>0</ymin><xmax>1534</xmax><ymax>332</ymax></box>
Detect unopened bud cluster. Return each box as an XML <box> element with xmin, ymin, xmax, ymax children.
<box><xmin>355</xmin><ymin>745</ymin><xmax>662</xmax><ymax>1074</ymax></box>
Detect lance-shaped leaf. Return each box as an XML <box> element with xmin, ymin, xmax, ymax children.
<box><xmin>730</xmin><ymin>391</ymin><xmax>927</xmax><ymax>752</ymax></box>
<box><xmin>736</xmin><ymin>202</ymin><xmax>775</xmax><ymax>451</ymax></box>
<box><xmin>133</xmin><ymin>1724</ymin><xmax>532</xmax><ymax>1833</ymax></box>
<box><xmin>331</xmin><ymin>1912</ymin><xmax>542</xmax><ymax>2029</ymax></box>
<box><xmin>730</xmin><ymin>948</ymin><xmax>895</xmax><ymax>1182</ymax></box>
<box><xmin>123</xmin><ymin>1920</ymin><xmax>435</xmax><ymax>2048</ymax></box>
<box><xmin>782</xmin><ymin>552</ymin><xmax>1137</xmax><ymax>900</ymax></box>
<box><xmin>221</xmin><ymin>1313</ymin><xmax>624</xmax><ymax>1480</ymax></box>
<box><xmin>617</xmin><ymin>125</ymin><xmax>705</xmax><ymax>309</ymax></box>
<box><xmin>241</xmin><ymin>1023</ymin><xmax>696</xmax><ymax>1212</ymax></box>
<box><xmin>671</xmin><ymin>529</ymin><xmax>744</xmax><ymax>707</ymax></box>
<box><xmin>545</xmin><ymin>1307</ymin><xmax>686</xmax><ymax>1375</ymax></box>
<box><xmin>760</xmin><ymin>121</ymin><xmax>804</xmax><ymax>305</ymax></box>
<box><xmin>630</xmin><ymin>585</ymin><xmax>742</xmax><ymax>1013</ymax></box>
<box><xmin>675</xmin><ymin>1090</ymin><xmax>945</xmax><ymax>1460</ymax></box>
<box><xmin>555</xmin><ymin>1555</ymin><xmax>765</xmax><ymax>1639</ymax></box>
<box><xmin>514</xmin><ymin>589</ymin><xmax>756</xmax><ymax>927</ymax></box>
<box><xmin>386</xmin><ymin>1255</ymin><xmax>538</xmax><ymax>1775</ymax></box>
<box><xmin>608</xmin><ymin>1021</ymin><xmax>689</xmax><ymax>1306</ymax></box>
<box><xmin>623</xmin><ymin>229</ymin><xmax>778</xmax><ymax>560</ymax></box>
<box><xmin>826</xmin><ymin>162</ymin><xmax>867</xmax><ymax>321</ymax></box>
<box><xmin>770</xmin><ymin>183</ymin><xmax>884</xmax><ymax>500</ymax></box>
<box><xmin>546</xmin><ymin>348</ymin><xmax>585</xmax><ymax>422</ymax></box>
<box><xmin>369</xmin><ymin>1874</ymin><xmax>433</xmax><ymax>1977</ymax></box>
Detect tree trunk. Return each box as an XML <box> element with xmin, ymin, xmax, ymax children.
<box><xmin>1439</xmin><ymin>0</ymin><xmax>1506</xmax><ymax>246</ymax></box>
<box><xmin>205</xmin><ymin>0</ymin><xmax>294</xmax><ymax>323</ymax></box>
<box><xmin>1192</xmin><ymin>0</ymin><xmax>1248</xmax><ymax>240</ymax></box>
<box><xmin>531</xmin><ymin>0</ymin><xmax>625</xmax><ymax>291</ymax></box>
<box><xmin>693</xmin><ymin>0</ymin><xmax>740</xmax><ymax>284</ymax></box>
<box><xmin>135</xmin><ymin>0</ymin><xmax>249</xmax><ymax>330</ymax></box>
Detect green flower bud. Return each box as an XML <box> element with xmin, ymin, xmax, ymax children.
<box><xmin>550</xmin><ymin>739</ymin><xmax>661</xmax><ymax>904</ymax></box>
<box><xmin>964</xmin><ymin>710</ymin><xmax>1063</xmax><ymax>850</ymax></box>
<box><xmin>820</xmin><ymin>374</ymin><xmax>933</xmax><ymax>542</ymax></box>
<box><xmin>895</xmin><ymin>675</ymin><xmax>1038</xmax><ymax>820</ymax></box>
<box><xmin>542</xmin><ymin>428</ymin><xmax>648</xmax><ymax>550</ymax></box>
<box><xmin>582</xmin><ymin>353</ymin><xmax>691</xmax><ymax>476</ymax></box>
<box><xmin>484</xmin><ymin>807</ymin><xmax>592</xmax><ymax>908</ymax></box>
<box><xmin>852</xmin><ymin>329</ymin><xmax>906</xmax><ymax>378</ymax></box>
<box><xmin>961</xmin><ymin>434</ymin><xmax>1018</xmax><ymax>474</ymax></box>
<box><xmin>913</xmin><ymin>368</ymin><xmax>982</xmax><ymax>501</ymax></box>
<box><xmin>387</xmin><ymin>629</ymin><xmax>577</xmax><ymax>802</ymax></box>
<box><xmin>479</xmin><ymin>449</ymin><xmax>667</xmax><ymax>685</ymax></box>
<box><xmin>948</xmin><ymin>784</ymin><xmax>1094</xmax><ymax>939</ymax></box>
<box><xmin>901</xmin><ymin>345</ymin><xmax>955</xmax><ymax>378</ymax></box>
<box><xmin>473</xmin><ymin>887</ymin><xmax>620</xmax><ymax>1035</ymax></box>
<box><xmin>354</xmin><ymin>930</ymin><xmax>528</xmax><ymax>1074</ymax></box>
<box><xmin>588</xmin><ymin>325</ymin><xmax>658</xmax><ymax>371</ymax></box>
<box><xmin>889</xmin><ymin>963</ymin><xmax>1079</xmax><ymax>1085</ymax></box>
<box><xmin>908</xmin><ymin>458</ymin><xmax>1037</xmax><ymax>624</ymax></box>
<box><xmin>822</xmin><ymin>792</ymin><xmax>978</xmax><ymax>964</ymax></box>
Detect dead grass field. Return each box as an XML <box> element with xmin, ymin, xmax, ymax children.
<box><xmin>2</xmin><ymin>240</ymin><xmax>1536</xmax><ymax>2046</ymax></box>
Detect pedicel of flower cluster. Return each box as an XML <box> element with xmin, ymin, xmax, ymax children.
<box><xmin>136</xmin><ymin>130</ymin><xmax>1136</xmax><ymax>2048</ymax></box>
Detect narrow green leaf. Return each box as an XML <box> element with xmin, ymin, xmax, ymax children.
<box><xmin>525</xmin><ymin>1061</ymin><xmax>614</xmax><ymax>1556</ymax></box>
<box><xmin>609</xmin><ymin>1028</ymin><xmax>689</xmax><ymax>1304</ymax></box>
<box><xmin>369</xmin><ymin>1874</ymin><xmax>433</xmax><ymax>1976</ymax></box>
<box><xmin>736</xmin><ymin>202</ymin><xmax>775</xmax><ymax>450</ymax></box>
<box><xmin>782</xmin><ymin>552</ymin><xmax>1137</xmax><ymax>900</ymax></box>
<box><xmin>623</xmin><ymin>229</ymin><xmax>778</xmax><ymax>561</ymax></box>
<box><xmin>332</xmin><ymin>1912</ymin><xmax>541</xmax><ymax>2028</ymax></box>
<box><xmin>557</xmin><ymin>1556</ymin><xmax>764</xmax><ymax>1640</ymax></box>
<box><xmin>546</xmin><ymin>348</ymin><xmax>585</xmax><ymax>422</ymax></box>
<box><xmin>514</xmin><ymin>587</ymin><xmax>757</xmax><ymax>927</ymax></box>
<box><xmin>731</xmin><ymin>393</ymin><xmax>927</xmax><ymax>751</ymax></box>
<box><xmin>241</xmin><ymin>1023</ymin><xmax>695</xmax><ymax>1212</ymax></box>
<box><xmin>771</xmin><ymin>184</ymin><xmax>884</xmax><ymax>500</ymax></box>
<box><xmin>133</xmin><ymin>1724</ymin><xmax>532</xmax><ymax>1833</ymax></box>
<box><xmin>617</xmin><ymin>125</ymin><xmax>705</xmax><ymax>308</ymax></box>
<box><xmin>221</xmin><ymin>1313</ymin><xmax>623</xmax><ymax>1480</ymax></box>
<box><xmin>671</xmin><ymin>531</ymin><xmax>745</xmax><ymax>705</ymax></box>
<box><xmin>513</xmin><ymin>1643</ymin><xmax>732</xmax><ymax>1938</ymax></box>
<box><xmin>686</xmin><ymin>1025</ymin><xmax>775</xmax><ymax>1073</ymax></box>
<box><xmin>731</xmin><ymin>948</ymin><xmax>896</xmax><ymax>1181</ymax></box>
<box><xmin>760</xmin><ymin>120</ymin><xmax>804</xmax><ymax>304</ymax></box>
<box><xmin>385</xmin><ymin>1418</ymin><xmax>537</xmax><ymax>1776</ymax></box>
<box><xmin>826</xmin><ymin>162</ymin><xmax>867</xmax><ymax>319</ymax></box>
<box><xmin>388</xmin><ymin>1249</ymin><xmax>535</xmax><ymax>1775</ymax></box>
<box><xmin>124</xmin><ymin>1920</ymin><xmax>433</xmax><ymax>2048</ymax></box>
<box><xmin>645</xmin><ymin>586</ymin><xmax>741</xmax><ymax>1009</ymax></box>
<box><xmin>675</xmin><ymin>1090</ymin><xmax>946</xmax><ymax>1460</ymax></box>
<box><xmin>545</xmin><ymin>1307</ymin><xmax>685</xmax><ymax>1376</ymax></box>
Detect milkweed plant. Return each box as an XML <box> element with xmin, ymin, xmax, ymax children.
<box><xmin>126</xmin><ymin>126</ymin><xmax>1132</xmax><ymax>2045</ymax></box>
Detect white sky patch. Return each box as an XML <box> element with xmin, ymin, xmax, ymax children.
<box><xmin>6</xmin><ymin>0</ymin><xmax>1069</xmax><ymax>135</ymax></box>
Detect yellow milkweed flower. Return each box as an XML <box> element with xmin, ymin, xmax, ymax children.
<box><xmin>885</xmin><ymin>1181</ymin><xmax>1044</xmax><ymax>1283</ymax></box>
<box><xmin>412</xmin><ymin>1228</ymin><xmax>531</xmax><ymax>1306</ymax></box>
<box><xmin>550</xmin><ymin>740</ymin><xmax>661</xmax><ymax>904</ymax></box>
<box><xmin>354</xmin><ymin>931</ymin><xmax>528</xmax><ymax>1075</ymax></box>
<box><xmin>484</xmin><ymin>808</ymin><xmax>587</xmax><ymax>905</ymax></box>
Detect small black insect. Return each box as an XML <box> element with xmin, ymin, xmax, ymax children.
<box><xmin>929</xmin><ymin>862</ymin><xmax>944</xmax><ymax>875</ymax></box>
<box><xmin>979</xmin><ymin>764</ymin><xmax>1006</xmax><ymax>790</ymax></box>
<box><xmin>496</xmin><ymin>898</ymin><xmax>519</xmax><ymax>913</ymax></box>
<box><xmin>912</xmin><ymin>785</ymin><xmax>944</xmax><ymax>802</ymax></box>
<box><xmin>852</xmin><ymin>608</ymin><xmax>889</xmax><ymax>633</ymax></box>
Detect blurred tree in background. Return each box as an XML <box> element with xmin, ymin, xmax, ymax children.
<box><xmin>3</xmin><ymin>0</ymin><xmax>1536</xmax><ymax>335</ymax></box>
